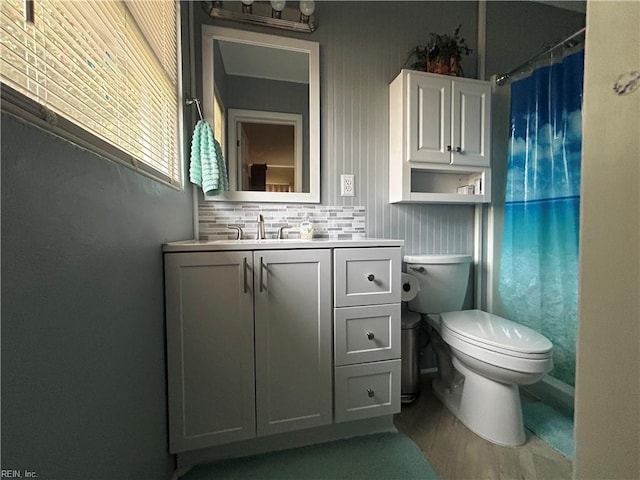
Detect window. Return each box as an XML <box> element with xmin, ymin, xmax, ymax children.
<box><xmin>0</xmin><ymin>0</ymin><xmax>182</xmax><ymax>187</ymax></box>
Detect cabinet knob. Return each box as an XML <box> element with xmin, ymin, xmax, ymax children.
<box><xmin>456</xmin><ymin>146</ymin><xmax>462</xmax><ymax>153</ymax></box>
<box><xmin>446</xmin><ymin>145</ymin><xmax>452</xmax><ymax>152</ymax></box>
<box><xmin>367</xmin><ymin>274</ymin><xmax>375</xmax><ymax>282</ymax></box>
<box><xmin>367</xmin><ymin>388</ymin><xmax>375</xmax><ymax>398</ymax></box>
<box><xmin>366</xmin><ymin>331</ymin><xmax>375</xmax><ymax>340</ymax></box>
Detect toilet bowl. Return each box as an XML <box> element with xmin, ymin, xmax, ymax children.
<box><xmin>427</xmin><ymin>310</ymin><xmax>552</xmax><ymax>446</ymax></box>
<box><xmin>404</xmin><ymin>254</ymin><xmax>553</xmax><ymax>446</ymax></box>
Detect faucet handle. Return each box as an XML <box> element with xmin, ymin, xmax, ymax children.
<box><xmin>228</xmin><ymin>225</ymin><xmax>244</xmax><ymax>240</ymax></box>
<box><xmin>277</xmin><ymin>225</ymin><xmax>291</xmax><ymax>239</ymax></box>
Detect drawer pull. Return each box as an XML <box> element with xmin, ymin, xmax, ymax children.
<box><xmin>366</xmin><ymin>331</ymin><xmax>375</xmax><ymax>340</ymax></box>
<box><xmin>367</xmin><ymin>388</ymin><xmax>375</xmax><ymax>398</ymax></box>
<box><xmin>367</xmin><ymin>274</ymin><xmax>375</xmax><ymax>282</ymax></box>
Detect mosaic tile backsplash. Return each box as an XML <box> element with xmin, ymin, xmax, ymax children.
<box><xmin>198</xmin><ymin>204</ymin><xmax>366</xmax><ymax>241</ymax></box>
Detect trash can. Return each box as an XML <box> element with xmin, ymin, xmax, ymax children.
<box><xmin>401</xmin><ymin>311</ymin><xmax>422</xmax><ymax>403</ymax></box>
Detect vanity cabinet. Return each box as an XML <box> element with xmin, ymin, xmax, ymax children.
<box><xmin>164</xmin><ymin>249</ymin><xmax>332</xmax><ymax>453</ymax></box>
<box><xmin>333</xmin><ymin>248</ymin><xmax>402</xmax><ymax>422</ymax></box>
<box><xmin>389</xmin><ymin>69</ymin><xmax>492</xmax><ymax>203</ymax></box>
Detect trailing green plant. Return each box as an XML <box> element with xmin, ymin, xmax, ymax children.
<box><xmin>407</xmin><ymin>25</ymin><xmax>472</xmax><ymax>74</ymax></box>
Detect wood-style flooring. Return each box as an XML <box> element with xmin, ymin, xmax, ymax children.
<box><xmin>394</xmin><ymin>373</ymin><xmax>573</xmax><ymax>480</ymax></box>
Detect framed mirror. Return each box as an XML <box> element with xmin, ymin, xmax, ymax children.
<box><xmin>201</xmin><ymin>25</ymin><xmax>320</xmax><ymax>203</ymax></box>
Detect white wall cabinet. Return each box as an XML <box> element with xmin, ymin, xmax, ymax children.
<box><xmin>165</xmin><ymin>249</ymin><xmax>332</xmax><ymax>453</ymax></box>
<box><xmin>389</xmin><ymin>69</ymin><xmax>492</xmax><ymax>203</ymax></box>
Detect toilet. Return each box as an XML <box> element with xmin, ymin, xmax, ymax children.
<box><xmin>404</xmin><ymin>254</ymin><xmax>553</xmax><ymax>446</ymax></box>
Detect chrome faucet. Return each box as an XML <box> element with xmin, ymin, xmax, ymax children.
<box><xmin>257</xmin><ymin>214</ymin><xmax>265</xmax><ymax>240</ymax></box>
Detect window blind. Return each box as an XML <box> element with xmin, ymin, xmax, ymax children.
<box><xmin>0</xmin><ymin>0</ymin><xmax>182</xmax><ymax>187</ymax></box>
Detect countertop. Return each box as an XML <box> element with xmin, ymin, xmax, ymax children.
<box><xmin>163</xmin><ymin>238</ymin><xmax>404</xmax><ymax>252</ymax></box>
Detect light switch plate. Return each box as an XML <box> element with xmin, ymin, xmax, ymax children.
<box><xmin>341</xmin><ymin>174</ymin><xmax>355</xmax><ymax>197</ymax></box>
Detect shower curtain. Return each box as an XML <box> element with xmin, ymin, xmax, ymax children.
<box><xmin>498</xmin><ymin>50</ymin><xmax>584</xmax><ymax>387</ymax></box>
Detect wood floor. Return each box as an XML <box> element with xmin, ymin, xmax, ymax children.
<box><xmin>394</xmin><ymin>373</ymin><xmax>573</xmax><ymax>480</ymax></box>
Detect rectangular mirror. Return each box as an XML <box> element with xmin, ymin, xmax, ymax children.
<box><xmin>202</xmin><ymin>25</ymin><xmax>320</xmax><ymax>203</ymax></box>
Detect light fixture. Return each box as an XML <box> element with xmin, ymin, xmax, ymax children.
<box><xmin>270</xmin><ymin>0</ymin><xmax>286</xmax><ymax>19</ymax></box>
<box><xmin>202</xmin><ymin>1</ymin><xmax>317</xmax><ymax>33</ymax></box>
<box><xmin>241</xmin><ymin>0</ymin><xmax>253</xmax><ymax>14</ymax></box>
<box><xmin>299</xmin><ymin>0</ymin><xmax>314</xmax><ymax>23</ymax></box>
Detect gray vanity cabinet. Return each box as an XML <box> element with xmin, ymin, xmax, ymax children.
<box><xmin>164</xmin><ymin>251</ymin><xmax>255</xmax><ymax>453</ymax></box>
<box><xmin>164</xmin><ymin>248</ymin><xmax>332</xmax><ymax>453</ymax></box>
<box><xmin>254</xmin><ymin>249</ymin><xmax>332</xmax><ymax>436</ymax></box>
<box><xmin>333</xmin><ymin>247</ymin><xmax>402</xmax><ymax>422</ymax></box>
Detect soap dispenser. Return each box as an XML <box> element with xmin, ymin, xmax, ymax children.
<box><xmin>299</xmin><ymin>211</ymin><xmax>314</xmax><ymax>240</ymax></box>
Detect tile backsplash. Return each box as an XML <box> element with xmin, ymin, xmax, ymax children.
<box><xmin>198</xmin><ymin>204</ymin><xmax>366</xmax><ymax>241</ymax></box>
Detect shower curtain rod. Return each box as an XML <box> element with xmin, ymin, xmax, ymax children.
<box><xmin>496</xmin><ymin>27</ymin><xmax>585</xmax><ymax>86</ymax></box>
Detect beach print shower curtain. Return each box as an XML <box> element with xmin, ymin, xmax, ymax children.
<box><xmin>498</xmin><ymin>50</ymin><xmax>584</xmax><ymax>387</ymax></box>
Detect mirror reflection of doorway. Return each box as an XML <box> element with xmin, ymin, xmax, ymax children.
<box><xmin>229</xmin><ymin>109</ymin><xmax>303</xmax><ymax>193</ymax></box>
<box><xmin>238</xmin><ymin>122</ymin><xmax>295</xmax><ymax>192</ymax></box>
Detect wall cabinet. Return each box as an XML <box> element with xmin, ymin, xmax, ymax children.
<box><xmin>389</xmin><ymin>69</ymin><xmax>492</xmax><ymax>203</ymax></box>
<box><xmin>165</xmin><ymin>249</ymin><xmax>332</xmax><ymax>453</ymax></box>
<box><xmin>333</xmin><ymin>248</ymin><xmax>402</xmax><ymax>422</ymax></box>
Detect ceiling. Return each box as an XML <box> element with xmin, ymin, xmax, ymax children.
<box><xmin>217</xmin><ymin>40</ymin><xmax>309</xmax><ymax>84</ymax></box>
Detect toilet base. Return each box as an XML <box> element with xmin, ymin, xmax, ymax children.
<box><xmin>432</xmin><ymin>357</ymin><xmax>526</xmax><ymax>447</ymax></box>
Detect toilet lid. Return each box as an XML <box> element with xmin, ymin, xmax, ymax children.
<box><xmin>440</xmin><ymin>310</ymin><xmax>552</xmax><ymax>356</ymax></box>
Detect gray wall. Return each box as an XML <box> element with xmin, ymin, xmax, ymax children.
<box><xmin>1</xmin><ymin>4</ymin><xmax>195</xmax><ymax>479</ymax></box>
<box><xmin>485</xmin><ymin>1</ymin><xmax>586</xmax><ymax>80</ymax></box>
<box><xmin>1</xmin><ymin>115</ymin><xmax>193</xmax><ymax>479</ymax></box>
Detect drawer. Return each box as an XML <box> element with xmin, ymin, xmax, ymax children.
<box><xmin>334</xmin><ymin>360</ymin><xmax>401</xmax><ymax>423</ymax></box>
<box><xmin>334</xmin><ymin>304</ymin><xmax>400</xmax><ymax>366</ymax></box>
<box><xmin>334</xmin><ymin>248</ymin><xmax>401</xmax><ymax>307</ymax></box>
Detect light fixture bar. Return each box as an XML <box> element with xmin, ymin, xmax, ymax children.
<box><xmin>203</xmin><ymin>4</ymin><xmax>317</xmax><ymax>33</ymax></box>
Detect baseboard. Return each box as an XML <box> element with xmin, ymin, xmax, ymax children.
<box><xmin>176</xmin><ymin>415</ymin><xmax>397</xmax><ymax>473</ymax></box>
<box><xmin>521</xmin><ymin>374</ymin><xmax>575</xmax><ymax>415</ymax></box>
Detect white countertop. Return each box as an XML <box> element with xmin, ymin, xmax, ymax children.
<box><xmin>163</xmin><ymin>238</ymin><xmax>404</xmax><ymax>252</ymax></box>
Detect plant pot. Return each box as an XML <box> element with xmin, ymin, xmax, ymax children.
<box><xmin>427</xmin><ymin>56</ymin><xmax>460</xmax><ymax>76</ymax></box>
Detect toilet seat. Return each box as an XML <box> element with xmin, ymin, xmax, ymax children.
<box><xmin>431</xmin><ymin>310</ymin><xmax>553</xmax><ymax>375</ymax></box>
<box><xmin>440</xmin><ymin>310</ymin><xmax>552</xmax><ymax>359</ymax></box>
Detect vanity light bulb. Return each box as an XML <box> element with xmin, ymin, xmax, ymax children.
<box><xmin>299</xmin><ymin>0</ymin><xmax>315</xmax><ymax>16</ymax></box>
<box><xmin>270</xmin><ymin>0</ymin><xmax>286</xmax><ymax>18</ymax></box>
<box><xmin>241</xmin><ymin>0</ymin><xmax>253</xmax><ymax>13</ymax></box>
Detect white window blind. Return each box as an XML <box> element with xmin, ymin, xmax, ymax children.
<box><xmin>0</xmin><ymin>0</ymin><xmax>182</xmax><ymax>187</ymax></box>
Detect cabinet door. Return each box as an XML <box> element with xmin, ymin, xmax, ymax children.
<box><xmin>452</xmin><ymin>79</ymin><xmax>491</xmax><ymax>167</ymax></box>
<box><xmin>254</xmin><ymin>249</ymin><xmax>332</xmax><ymax>437</ymax></box>
<box><xmin>165</xmin><ymin>252</ymin><xmax>255</xmax><ymax>453</ymax></box>
<box><xmin>407</xmin><ymin>72</ymin><xmax>451</xmax><ymax>164</ymax></box>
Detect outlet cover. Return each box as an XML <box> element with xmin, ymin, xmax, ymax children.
<box><xmin>341</xmin><ymin>174</ymin><xmax>355</xmax><ymax>197</ymax></box>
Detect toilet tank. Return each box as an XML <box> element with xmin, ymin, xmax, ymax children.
<box><xmin>404</xmin><ymin>254</ymin><xmax>472</xmax><ymax>314</ymax></box>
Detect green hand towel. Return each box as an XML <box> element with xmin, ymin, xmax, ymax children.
<box><xmin>190</xmin><ymin>120</ymin><xmax>229</xmax><ymax>195</ymax></box>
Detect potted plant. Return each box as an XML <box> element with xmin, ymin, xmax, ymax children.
<box><xmin>407</xmin><ymin>25</ymin><xmax>472</xmax><ymax>76</ymax></box>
